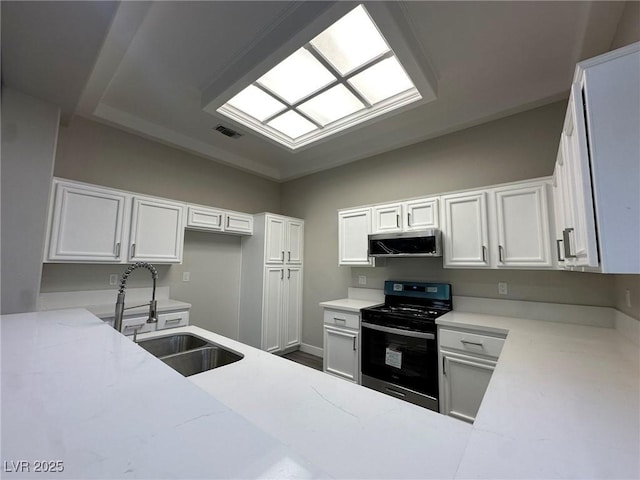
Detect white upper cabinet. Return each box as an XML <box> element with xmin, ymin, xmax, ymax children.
<box><xmin>493</xmin><ymin>182</ymin><xmax>552</xmax><ymax>268</ymax></box>
<box><xmin>441</xmin><ymin>191</ymin><xmax>490</xmax><ymax>268</ymax></box>
<box><xmin>405</xmin><ymin>198</ymin><xmax>439</xmax><ymax>231</ymax></box>
<box><xmin>338</xmin><ymin>207</ymin><xmax>374</xmax><ymax>266</ymax></box>
<box><xmin>264</xmin><ymin>215</ymin><xmax>303</xmax><ymax>265</ymax></box>
<box><xmin>371</xmin><ymin>197</ymin><xmax>439</xmax><ymax>234</ymax></box>
<box><xmin>223</xmin><ymin>212</ymin><xmax>254</xmax><ymax>235</ymax></box>
<box><xmin>128</xmin><ymin>196</ymin><xmax>185</xmax><ymax>263</ymax></box>
<box><xmin>372</xmin><ymin>203</ymin><xmax>403</xmax><ymax>233</ymax></box>
<box><xmin>553</xmin><ymin>43</ymin><xmax>640</xmax><ymax>273</ymax></box>
<box><xmin>45</xmin><ymin>180</ymin><xmax>129</xmax><ymax>262</ymax></box>
<box><xmin>186</xmin><ymin>205</ymin><xmax>223</xmax><ymax>231</ymax></box>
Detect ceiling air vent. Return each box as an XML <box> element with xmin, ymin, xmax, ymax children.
<box><xmin>214</xmin><ymin>124</ymin><xmax>242</xmax><ymax>138</ymax></box>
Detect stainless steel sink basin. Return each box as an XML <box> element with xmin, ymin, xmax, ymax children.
<box><xmin>137</xmin><ymin>333</ymin><xmax>243</xmax><ymax>376</ymax></box>
<box><xmin>161</xmin><ymin>346</ymin><xmax>243</xmax><ymax>377</ymax></box>
<box><xmin>137</xmin><ymin>333</ymin><xmax>208</xmax><ymax>357</ymax></box>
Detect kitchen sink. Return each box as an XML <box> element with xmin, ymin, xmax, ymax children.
<box><xmin>137</xmin><ymin>333</ymin><xmax>243</xmax><ymax>376</ymax></box>
<box><xmin>137</xmin><ymin>333</ymin><xmax>208</xmax><ymax>357</ymax></box>
<box><xmin>161</xmin><ymin>346</ymin><xmax>243</xmax><ymax>377</ymax></box>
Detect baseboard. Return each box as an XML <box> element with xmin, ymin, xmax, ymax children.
<box><xmin>299</xmin><ymin>342</ymin><xmax>323</xmax><ymax>358</ymax></box>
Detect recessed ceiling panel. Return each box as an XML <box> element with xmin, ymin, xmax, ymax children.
<box><xmin>297</xmin><ymin>84</ymin><xmax>365</xmax><ymax>126</ymax></box>
<box><xmin>257</xmin><ymin>48</ymin><xmax>336</xmax><ymax>104</ymax></box>
<box><xmin>267</xmin><ymin>110</ymin><xmax>318</xmax><ymax>139</ymax></box>
<box><xmin>348</xmin><ymin>56</ymin><xmax>414</xmax><ymax>105</ymax></box>
<box><xmin>310</xmin><ymin>5</ymin><xmax>389</xmax><ymax>76</ymax></box>
<box><xmin>226</xmin><ymin>85</ymin><xmax>286</xmax><ymax>122</ymax></box>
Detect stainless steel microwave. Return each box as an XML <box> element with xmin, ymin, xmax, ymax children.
<box><xmin>368</xmin><ymin>229</ymin><xmax>442</xmax><ymax>257</ymax></box>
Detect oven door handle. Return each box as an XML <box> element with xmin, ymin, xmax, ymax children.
<box><xmin>361</xmin><ymin>322</ymin><xmax>435</xmax><ymax>340</ymax></box>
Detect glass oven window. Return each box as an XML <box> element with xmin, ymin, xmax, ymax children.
<box><xmin>361</xmin><ymin>326</ymin><xmax>438</xmax><ymax>397</ymax></box>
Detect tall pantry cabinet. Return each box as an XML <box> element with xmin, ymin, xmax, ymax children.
<box><xmin>239</xmin><ymin>214</ymin><xmax>304</xmax><ymax>353</ymax></box>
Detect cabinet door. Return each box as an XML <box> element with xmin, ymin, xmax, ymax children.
<box><xmin>186</xmin><ymin>205</ymin><xmax>223</xmax><ymax>231</ymax></box>
<box><xmin>265</xmin><ymin>215</ymin><xmax>286</xmax><ymax>264</ymax></box>
<box><xmin>129</xmin><ymin>197</ymin><xmax>184</xmax><ymax>263</ymax></box>
<box><xmin>323</xmin><ymin>325</ymin><xmax>359</xmax><ymax>383</ymax></box>
<box><xmin>404</xmin><ymin>198</ymin><xmax>439</xmax><ymax>230</ymax></box>
<box><xmin>441</xmin><ymin>352</ymin><xmax>495</xmax><ymax>423</ymax></box>
<box><xmin>442</xmin><ymin>192</ymin><xmax>490</xmax><ymax>268</ymax></box>
<box><xmin>552</xmin><ymin>153</ymin><xmax>568</xmax><ymax>268</ymax></box>
<box><xmin>494</xmin><ymin>183</ymin><xmax>552</xmax><ymax>268</ymax></box>
<box><xmin>286</xmin><ymin>219</ymin><xmax>304</xmax><ymax>265</ymax></box>
<box><xmin>283</xmin><ymin>267</ymin><xmax>302</xmax><ymax>349</ymax></box>
<box><xmin>338</xmin><ymin>208</ymin><xmax>374</xmax><ymax>266</ymax></box>
<box><xmin>262</xmin><ymin>267</ymin><xmax>284</xmax><ymax>353</ymax></box>
<box><xmin>46</xmin><ymin>182</ymin><xmax>128</xmax><ymax>262</ymax></box>
<box><xmin>562</xmin><ymin>84</ymin><xmax>599</xmax><ymax>268</ymax></box>
<box><xmin>372</xmin><ymin>203</ymin><xmax>403</xmax><ymax>233</ymax></box>
<box><xmin>224</xmin><ymin>212</ymin><xmax>253</xmax><ymax>235</ymax></box>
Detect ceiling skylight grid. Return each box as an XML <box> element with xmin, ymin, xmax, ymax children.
<box><xmin>216</xmin><ymin>4</ymin><xmax>423</xmax><ymax>148</ymax></box>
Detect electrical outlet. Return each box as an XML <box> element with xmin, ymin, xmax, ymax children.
<box><xmin>625</xmin><ymin>289</ymin><xmax>632</xmax><ymax>308</ymax></box>
<box><xmin>358</xmin><ymin>275</ymin><xmax>367</xmax><ymax>285</ymax></box>
<box><xmin>109</xmin><ymin>274</ymin><xmax>118</xmax><ymax>286</ymax></box>
<box><xmin>498</xmin><ymin>282</ymin><xmax>508</xmax><ymax>295</ymax></box>
<box><xmin>183</xmin><ymin>272</ymin><xmax>190</xmax><ymax>282</ymax></box>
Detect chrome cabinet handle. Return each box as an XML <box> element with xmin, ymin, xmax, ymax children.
<box><xmin>353</xmin><ymin>336</ymin><xmax>357</xmax><ymax>351</ymax></box>
<box><xmin>482</xmin><ymin>245</ymin><xmax>487</xmax><ymax>262</ymax></box>
<box><xmin>333</xmin><ymin>317</ymin><xmax>347</xmax><ymax>324</ymax></box>
<box><xmin>281</xmin><ymin>251</ymin><xmax>285</xmax><ymax>262</ymax></box>
<box><xmin>131</xmin><ymin>243</ymin><xmax>136</xmax><ymax>258</ymax></box>
<box><xmin>556</xmin><ymin>239</ymin><xmax>565</xmax><ymax>262</ymax></box>
<box><xmin>498</xmin><ymin>245</ymin><xmax>504</xmax><ymax>262</ymax></box>
<box><xmin>407</xmin><ymin>212</ymin><xmax>411</xmax><ymax>226</ymax></box>
<box><xmin>461</xmin><ymin>339</ymin><xmax>484</xmax><ymax>347</ymax></box>
<box><xmin>396</xmin><ymin>214</ymin><xmax>400</xmax><ymax>228</ymax></box>
<box><xmin>563</xmin><ymin>228</ymin><xmax>576</xmax><ymax>258</ymax></box>
<box><xmin>226</xmin><ymin>216</ymin><xmax>230</xmax><ymax>228</ymax></box>
<box><xmin>115</xmin><ymin>242</ymin><xmax>121</xmax><ymax>257</ymax></box>
<box><xmin>280</xmin><ymin>269</ymin><xmax>284</xmax><ymax>280</ymax></box>
<box><xmin>288</xmin><ymin>251</ymin><xmax>291</xmax><ymax>262</ymax></box>
<box><xmin>165</xmin><ymin>317</ymin><xmax>182</xmax><ymax>324</ymax></box>
<box><xmin>287</xmin><ymin>268</ymin><xmax>291</xmax><ymax>279</ymax></box>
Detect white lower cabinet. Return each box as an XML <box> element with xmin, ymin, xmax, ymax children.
<box><xmin>322</xmin><ymin>308</ymin><xmax>360</xmax><ymax>383</ymax></box>
<box><xmin>438</xmin><ymin>326</ymin><xmax>505</xmax><ymax>423</ymax></box>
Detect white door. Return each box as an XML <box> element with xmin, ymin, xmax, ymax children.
<box><xmin>286</xmin><ymin>219</ymin><xmax>304</xmax><ymax>264</ymax></box>
<box><xmin>372</xmin><ymin>203</ymin><xmax>403</xmax><ymax>233</ymax></box>
<box><xmin>129</xmin><ymin>197</ymin><xmax>184</xmax><ymax>263</ymax></box>
<box><xmin>323</xmin><ymin>325</ymin><xmax>359</xmax><ymax>382</ymax></box>
<box><xmin>441</xmin><ymin>352</ymin><xmax>496</xmax><ymax>423</ymax></box>
<box><xmin>338</xmin><ymin>208</ymin><xmax>374</xmax><ymax>266</ymax></box>
<box><xmin>265</xmin><ymin>215</ymin><xmax>286</xmax><ymax>264</ymax></box>
<box><xmin>404</xmin><ymin>198</ymin><xmax>439</xmax><ymax>230</ymax></box>
<box><xmin>562</xmin><ymin>84</ymin><xmax>599</xmax><ymax>268</ymax></box>
<box><xmin>46</xmin><ymin>182</ymin><xmax>128</xmax><ymax>262</ymax></box>
<box><xmin>494</xmin><ymin>183</ymin><xmax>552</xmax><ymax>268</ymax></box>
<box><xmin>283</xmin><ymin>266</ymin><xmax>302</xmax><ymax>349</ymax></box>
<box><xmin>262</xmin><ymin>267</ymin><xmax>284</xmax><ymax>353</ymax></box>
<box><xmin>442</xmin><ymin>192</ymin><xmax>490</xmax><ymax>267</ymax></box>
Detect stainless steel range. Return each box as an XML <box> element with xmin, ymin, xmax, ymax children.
<box><xmin>360</xmin><ymin>281</ymin><xmax>452</xmax><ymax>412</ymax></box>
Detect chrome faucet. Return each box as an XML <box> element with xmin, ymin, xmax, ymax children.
<box><xmin>114</xmin><ymin>261</ymin><xmax>158</xmax><ymax>334</ymax></box>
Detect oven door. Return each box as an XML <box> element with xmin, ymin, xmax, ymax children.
<box><xmin>361</xmin><ymin>322</ymin><xmax>439</xmax><ymax>407</ymax></box>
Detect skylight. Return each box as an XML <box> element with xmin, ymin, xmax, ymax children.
<box><xmin>216</xmin><ymin>4</ymin><xmax>423</xmax><ymax>150</ymax></box>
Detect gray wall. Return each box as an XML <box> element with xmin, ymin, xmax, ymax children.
<box><xmin>280</xmin><ymin>101</ymin><xmax>632</xmax><ymax>349</ymax></box>
<box><xmin>1</xmin><ymin>88</ymin><xmax>60</xmax><ymax>314</ymax></box>
<box><xmin>41</xmin><ymin>116</ymin><xmax>280</xmax><ymax>337</ymax></box>
<box><xmin>611</xmin><ymin>1</ymin><xmax>640</xmax><ymax>50</ymax></box>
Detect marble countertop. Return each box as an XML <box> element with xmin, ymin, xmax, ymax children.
<box><xmin>2</xmin><ymin>307</ymin><xmax>638</xmax><ymax>479</ymax></box>
<box><xmin>319</xmin><ymin>298</ymin><xmax>383</xmax><ymax>312</ymax></box>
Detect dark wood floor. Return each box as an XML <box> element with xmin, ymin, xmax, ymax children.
<box><xmin>281</xmin><ymin>350</ymin><xmax>323</xmax><ymax>371</ymax></box>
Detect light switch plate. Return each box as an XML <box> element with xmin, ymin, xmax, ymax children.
<box><xmin>183</xmin><ymin>272</ymin><xmax>190</xmax><ymax>282</ymax></box>
<box><xmin>109</xmin><ymin>274</ymin><xmax>118</xmax><ymax>286</ymax></box>
<box><xmin>498</xmin><ymin>282</ymin><xmax>508</xmax><ymax>295</ymax></box>
<box><xmin>358</xmin><ymin>275</ymin><xmax>367</xmax><ymax>285</ymax></box>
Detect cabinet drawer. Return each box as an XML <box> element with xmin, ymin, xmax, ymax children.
<box><xmin>224</xmin><ymin>213</ymin><xmax>253</xmax><ymax>234</ymax></box>
<box><xmin>186</xmin><ymin>205</ymin><xmax>223</xmax><ymax>231</ymax></box>
<box><xmin>157</xmin><ymin>311</ymin><xmax>190</xmax><ymax>330</ymax></box>
<box><xmin>439</xmin><ymin>328</ymin><xmax>505</xmax><ymax>359</ymax></box>
<box><xmin>323</xmin><ymin>309</ymin><xmax>360</xmax><ymax>329</ymax></box>
<box><xmin>121</xmin><ymin>316</ymin><xmax>156</xmax><ymax>336</ymax></box>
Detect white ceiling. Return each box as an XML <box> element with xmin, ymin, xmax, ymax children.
<box><xmin>1</xmin><ymin>1</ymin><xmax>626</xmax><ymax>181</ymax></box>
